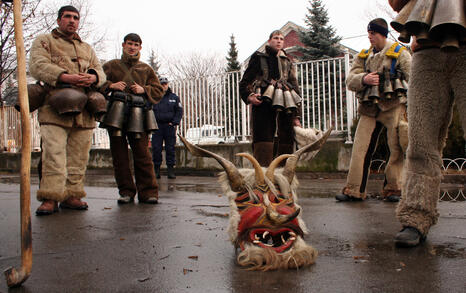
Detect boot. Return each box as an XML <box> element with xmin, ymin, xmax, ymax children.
<box><xmin>36</xmin><ymin>200</ymin><xmax>58</xmax><ymax>216</ymax></box>
<box><xmin>395</xmin><ymin>227</ymin><xmax>425</xmax><ymax>247</ymax></box>
<box><xmin>60</xmin><ymin>197</ymin><xmax>88</xmax><ymax>210</ymax></box>
<box><xmin>167</xmin><ymin>165</ymin><xmax>176</xmax><ymax>179</ymax></box>
<box><xmin>154</xmin><ymin>165</ymin><xmax>161</xmax><ymax>179</ymax></box>
<box><xmin>253</xmin><ymin>142</ymin><xmax>274</xmax><ymax>167</ymax></box>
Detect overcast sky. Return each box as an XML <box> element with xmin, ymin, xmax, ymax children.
<box><xmin>88</xmin><ymin>0</ymin><xmax>394</xmax><ymax>63</ymax></box>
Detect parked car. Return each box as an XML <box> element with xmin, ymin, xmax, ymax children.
<box><xmin>184</xmin><ymin>125</ymin><xmax>236</xmax><ymax>145</ymax></box>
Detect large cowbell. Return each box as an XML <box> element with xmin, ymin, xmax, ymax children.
<box><xmin>144</xmin><ymin>109</ymin><xmax>158</xmax><ymax>133</ymax></box>
<box><xmin>103</xmin><ymin>91</ymin><xmax>127</xmax><ymax>136</ymax></box>
<box><xmin>429</xmin><ymin>0</ymin><xmax>466</xmax><ymax>52</ymax></box>
<box><xmin>391</xmin><ymin>0</ymin><xmax>418</xmax><ymax>43</ymax></box>
<box><xmin>272</xmin><ymin>87</ymin><xmax>285</xmax><ymax>111</ymax></box>
<box><xmin>126</xmin><ymin>95</ymin><xmax>146</xmax><ymax>138</ymax></box>
<box><xmin>405</xmin><ymin>0</ymin><xmax>437</xmax><ymax>45</ymax></box>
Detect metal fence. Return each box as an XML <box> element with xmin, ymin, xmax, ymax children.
<box><xmin>171</xmin><ymin>50</ymin><xmax>357</xmax><ymax>142</ymax></box>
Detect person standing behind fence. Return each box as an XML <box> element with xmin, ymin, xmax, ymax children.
<box><xmin>29</xmin><ymin>5</ymin><xmax>106</xmax><ymax>215</ymax></box>
<box><xmin>151</xmin><ymin>77</ymin><xmax>183</xmax><ymax>179</ymax></box>
<box><xmin>100</xmin><ymin>33</ymin><xmax>163</xmax><ymax>204</ymax></box>
<box><xmin>336</xmin><ymin>18</ymin><xmax>411</xmax><ymax>203</ymax></box>
<box><xmin>239</xmin><ymin>30</ymin><xmax>302</xmax><ymax>166</ymax></box>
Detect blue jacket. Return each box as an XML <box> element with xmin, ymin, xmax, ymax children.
<box><xmin>153</xmin><ymin>88</ymin><xmax>183</xmax><ymax>125</ymax></box>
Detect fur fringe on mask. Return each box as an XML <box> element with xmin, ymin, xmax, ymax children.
<box><xmin>294</xmin><ymin>126</ymin><xmax>324</xmax><ymax>161</ymax></box>
<box><xmin>236</xmin><ymin>237</ymin><xmax>317</xmax><ymax>271</ymax></box>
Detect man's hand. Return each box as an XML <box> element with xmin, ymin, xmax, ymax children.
<box><xmin>109</xmin><ymin>81</ymin><xmax>127</xmax><ymax>91</ymax></box>
<box><xmin>130</xmin><ymin>83</ymin><xmax>145</xmax><ymax>94</ymax></box>
<box><xmin>59</xmin><ymin>73</ymin><xmax>96</xmax><ymax>87</ymax></box>
<box><xmin>76</xmin><ymin>73</ymin><xmax>97</xmax><ymax>87</ymax></box>
<box><xmin>293</xmin><ymin>118</ymin><xmax>302</xmax><ymax>127</ymax></box>
<box><xmin>363</xmin><ymin>72</ymin><xmax>380</xmax><ymax>86</ymax></box>
<box><xmin>247</xmin><ymin>93</ymin><xmax>262</xmax><ymax>106</ymax></box>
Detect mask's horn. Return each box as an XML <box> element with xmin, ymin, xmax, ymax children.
<box><xmin>266</xmin><ymin>205</ymin><xmax>301</xmax><ymax>225</ymax></box>
<box><xmin>179</xmin><ymin>135</ymin><xmax>246</xmax><ymax>192</ymax></box>
<box><xmin>265</xmin><ymin>154</ymin><xmax>293</xmax><ymax>183</ymax></box>
<box><xmin>283</xmin><ymin>127</ymin><xmax>333</xmax><ymax>184</ymax></box>
<box><xmin>236</xmin><ymin>153</ymin><xmax>265</xmax><ymax>187</ymax></box>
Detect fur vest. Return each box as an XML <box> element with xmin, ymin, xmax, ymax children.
<box><xmin>239</xmin><ymin>45</ymin><xmax>302</xmax><ymax>118</ymax></box>
<box><xmin>346</xmin><ymin>41</ymin><xmax>411</xmax><ymax>116</ymax></box>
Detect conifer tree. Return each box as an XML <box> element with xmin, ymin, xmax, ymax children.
<box><xmin>226</xmin><ymin>34</ymin><xmax>241</xmax><ymax>72</ymax></box>
<box><xmin>299</xmin><ymin>0</ymin><xmax>342</xmax><ymax>60</ymax></box>
<box><xmin>147</xmin><ymin>48</ymin><xmax>160</xmax><ymax>75</ymax></box>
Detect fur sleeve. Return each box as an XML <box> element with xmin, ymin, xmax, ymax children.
<box><xmin>345</xmin><ymin>55</ymin><xmax>367</xmax><ymax>93</ymax></box>
<box><xmin>397</xmin><ymin>48</ymin><xmax>412</xmax><ymax>82</ymax></box>
<box><xmin>239</xmin><ymin>53</ymin><xmax>261</xmax><ymax>104</ymax></box>
<box><xmin>87</xmin><ymin>46</ymin><xmax>106</xmax><ymax>88</ymax></box>
<box><xmin>29</xmin><ymin>34</ymin><xmax>67</xmax><ymax>87</ymax></box>
<box><xmin>143</xmin><ymin>65</ymin><xmax>164</xmax><ymax>104</ymax></box>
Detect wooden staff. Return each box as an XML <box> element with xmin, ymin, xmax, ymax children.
<box><xmin>3</xmin><ymin>0</ymin><xmax>33</xmax><ymax>287</ymax></box>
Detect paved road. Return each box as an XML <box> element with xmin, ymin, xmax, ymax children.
<box><xmin>0</xmin><ymin>173</ymin><xmax>465</xmax><ymax>292</ymax></box>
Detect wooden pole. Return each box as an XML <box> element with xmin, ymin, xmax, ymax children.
<box><xmin>3</xmin><ymin>0</ymin><xmax>33</xmax><ymax>287</ymax></box>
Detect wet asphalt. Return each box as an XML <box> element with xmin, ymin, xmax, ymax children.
<box><xmin>0</xmin><ymin>171</ymin><xmax>465</xmax><ymax>293</ymax></box>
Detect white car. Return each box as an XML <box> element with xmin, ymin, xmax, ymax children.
<box><xmin>184</xmin><ymin>125</ymin><xmax>235</xmax><ymax>145</ymax></box>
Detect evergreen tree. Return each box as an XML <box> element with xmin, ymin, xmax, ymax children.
<box><xmin>147</xmin><ymin>48</ymin><xmax>160</xmax><ymax>75</ymax></box>
<box><xmin>298</xmin><ymin>0</ymin><xmax>342</xmax><ymax>61</ymax></box>
<box><xmin>226</xmin><ymin>34</ymin><xmax>241</xmax><ymax>72</ymax></box>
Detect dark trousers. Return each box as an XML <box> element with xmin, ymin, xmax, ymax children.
<box><xmin>110</xmin><ymin>132</ymin><xmax>158</xmax><ymax>200</ymax></box>
<box><xmin>252</xmin><ymin>103</ymin><xmax>294</xmax><ymax>145</ymax></box>
<box><xmin>151</xmin><ymin>123</ymin><xmax>176</xmax><ymax>167</ymax></box>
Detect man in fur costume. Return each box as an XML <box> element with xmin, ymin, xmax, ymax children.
<box><xmin>389</xmin><ymin>0</ymin><xmax>466</xmax><ymax>247</ymax></box>
<box><xmin>179</xmin><ymin>128</ymin><xmax>332</xmax><ymax>271</ymax></box>
<box><xmin>100</xmin><ymin>33</ymin><xmax>163</xmax><ymax>204</ymax></box>
<box><xmin>336</xmin><ymin>18</ymin><xmax>411</xmax><ymax>202</ymax></box>
<box><xmin>29</xmin><ymin>5</ymin><xmax>106</xmax><ymax>215</ymax></box>
<box><xmin>239</xmin><ymin>30</ymin><xmax>302</xmax><ymax>167</ymax></box>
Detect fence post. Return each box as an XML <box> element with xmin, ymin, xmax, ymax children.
<box><xmin>344</xmin><ymin>49</ymin><xmax>355</xmax><ymax>143</ymax></box>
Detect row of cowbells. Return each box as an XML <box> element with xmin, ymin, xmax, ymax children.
<box><xmin>359</xmin><ymin>76</ymin><xmax>408</xmax><ymax>103</ymax></box>
<box><xmin>258</xmin><ymin>84</ymin><xmax>302</xmax><ymax>114</ymax></box>
<box><xmin>391</xmin><ymin>0</ymin><xmax>466</xmax><ymax>52</ymax></box>
<box><xmin>100</xmin><ymin>91</ymin><xmax>158</xmax><ymax>138</ymax></box>
<box><xmin>14</xmin><ymin>83</ymin><xmax>107</xmax><ymax>119</ymax></box>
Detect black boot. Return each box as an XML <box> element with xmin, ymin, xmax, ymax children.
<box><xmin>167</xmin><ymin>165</ymin><xmax>176</xmax><ymax>179</ymax></box>
<box><xmin>154</xmin><ymin>165</ymin><xmax>161</xmax><ymax>179</ymax></box>
<box><xmin>395</xmin><ymin>227</ymin><xmax>425</xmax><ymax>247</ymax></box>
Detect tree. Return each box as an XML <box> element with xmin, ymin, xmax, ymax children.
<box><xmin>0</xmin><ymin>0</ymin><xmax>105</xmax><ymax>104</ymax></box>
<box><xmin>147</xmin><ymin>48</ymin><xmax>160</xmax><ymax>75</ymax></box>
<box><xmin>163</xmin><ymin>52</ymin><xmax>225</xmax><ymax>80</ymax></box>
<box><xmin>225</xmin><ymin>34</ymin><xmax>240</xmax><ymax>72</ymax></box>
<box><xmin>298</xmin><ymin>0</ymin><xmax>342</xmax><ymax>61</ymax></box>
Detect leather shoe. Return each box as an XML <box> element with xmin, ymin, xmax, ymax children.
<box><xmin>139</xmin><ymin>197</ymin><xmax>158</xmax><ymax>204</ymax></box>
<box><xmin>395</xmin><ymin>227</ymin><xmax>425</xmax><ymax>247</ymax></box>
<box><xmin>385</xmin><ymin>194</ymin><xmax>400</xmax><ymax>202</ymax></box>
<box><xmin>117</xmin><ymin>195</ymin><xmax>134</xmax><ymax>204</ymax></box>
<box><xmin>60</xmin><ymin>197</ymin><xmax>88</xmax><ymax>210</ymax></box>
<box><xmin>335</xmin><ymin>194</ymin><xmax>363</xmax><ymax>202</ymax></box>
<box><xmin>36</xmin><ymin>200</ymin><xmax>58</xmax><ymax>216</ymax></box>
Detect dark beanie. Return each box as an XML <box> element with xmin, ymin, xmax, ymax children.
<box><xmin>367</xmin><ymin>18</ymin><xmax>388</xmax><ymax>37</ymax></box>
